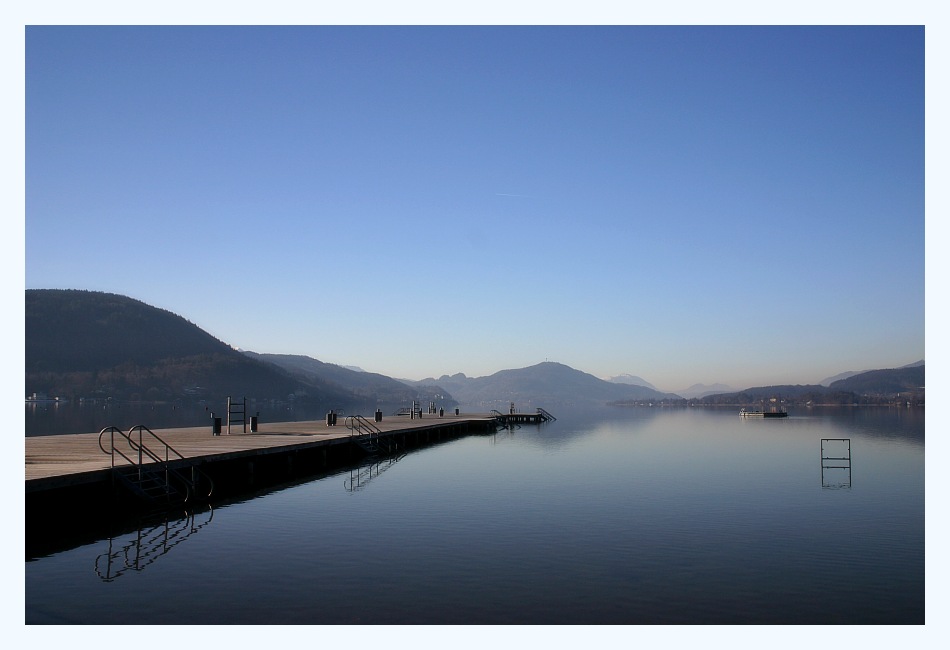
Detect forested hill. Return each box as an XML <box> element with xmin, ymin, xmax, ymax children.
<box><xmin>828</xmin><ymin>365</ymin><xmax>925</xmax><ymax>394</ymax></box>
<box><xmin>694</xmin><ymin>364</ymin><xmax>924</xmax><ymax>406</ymax></box>
<box><xmin>25</xmin><ymin>289</ymin><xmax>353</xmax><ymax>405</ymax></box>
<box><xmin>27</xmin><ymin>289</ymin><xmax>233</xmax><ymax>371</ymax></box>
<box><xmin>243</xmin><ymin>351</ymin><xmax>456</xmax><ymax>408</ymax></box>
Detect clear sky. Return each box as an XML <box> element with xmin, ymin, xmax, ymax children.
<box><xmin>22</xmin><ymin>22</ymin><xmax>927</xmax><ymax>392</ymax></box>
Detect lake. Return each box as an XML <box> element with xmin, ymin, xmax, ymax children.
<box><xmin>24</xmin><ymin>406</ymin><xmax>924</xmax><ymax>625</ymax></box>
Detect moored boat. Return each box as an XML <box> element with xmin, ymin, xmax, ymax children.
<box><xmin>739</xmin><ymin>408</ymin><xmax>788</xmax><ymax>418</ymax></box>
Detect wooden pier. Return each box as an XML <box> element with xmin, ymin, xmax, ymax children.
<box><xmin>26</xmin><ymin>413</ymin><xmax>498</xmax><ymax>494</ymax></box>
<box><xmin>492</xmin><ymin>407</ymin><xmax>557</xmax><ymax>426</ymax></box>
<box><xmin>25</xmin><ymin>409</ymin><xmax>554</xmax><ymax>559</ymax></box>
<box><xmin>495</xmin><ymin>413</ymin><xmax>547</xmax><ymax>424</ymax></box>
<box><xmin>25</xmin><ymin>414</ymin><xmax>496</xmax><ymax>556</ymax></box>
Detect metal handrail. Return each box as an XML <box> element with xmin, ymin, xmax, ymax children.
<box><xmin>345</xmin><ymin>414</ymin><xmax>382</xmax><ymax>438</ymax></box>
<box><xmin>127</xmin><ymin>424</ymin><xmax>187</xmax><ymax>463</ymax></box>
<box><xmin>345</xmin><ymin>414</ymin><xmax>400</xmax><ymax>456</ymax></box>
<box><xmin>98</xmin><ymin>425</ymin><xmax>213</xmax><ymax>500</ymax></box>
<box><xmin>98</xmin><ymin>426</ymin><xmax>126</xmax><ymax>467</ymax></box>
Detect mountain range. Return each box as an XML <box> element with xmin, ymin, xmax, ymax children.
<box><xmin>819</xmin><ymin>359</ymin><xmax>925</xmax><ymax>386</ymax></box>
<box><xmin>25</xmin><ymin>289</ymin><xmax>923</xmax><ymax>411</ymax></box>
<box><xmin>673</xmin><ymin>383</ymin><xmax>737</xmax><ymax>399</ymax></box>
<box><xmin>415</xmin><ymin>363</ymin><xmax>680</xmax><ymax>409</ymax></box>
<box><xmin>242</xmin><ymin>351</ymin><xmax>452</xmax><ymax>408</ymax></box>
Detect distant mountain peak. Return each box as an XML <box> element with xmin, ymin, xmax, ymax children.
<box><xmin>606</xmin><ymin>374</ymin><xmax>657</xmax><ymax>390</ymax></box>
<box><xmin>413</xmin><ymin>361</ymin><xmax>678</xmax><ymax>407</ymax></box>
<box><xmin>675</xmin><ymin>383</ymin><xmax>735</xmax><ymax>399</ymax></box>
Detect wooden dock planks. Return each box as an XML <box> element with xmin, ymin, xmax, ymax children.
<box><xmin>25</xmin><ymin>414</ymin><xmax>495</xmax><ymax>491</ymax></box>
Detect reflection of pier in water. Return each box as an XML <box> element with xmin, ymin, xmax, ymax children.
<box><xmin>94</xmin><ymin>507</ymin><xmax>214</xmax><ymax>581</ymax></box>
<box><xmin>820</xmin><ymin>438</ymin><xmax>852</xmax><ymax>489</ymax></box>
<box><xmin>344</xmin><ymin>454</ymin><xmax>406</xmax><ymax>492</ymax></box>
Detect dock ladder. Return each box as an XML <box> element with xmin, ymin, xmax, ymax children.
<box><xmin>227</xmin><ymin>396</ymin><xmax>247</xmax><ymax>434</ymax></box>
<box><xmin>490</xmin><ymin>409</ymin><xmax>514</xmax><ymax>429</ymax></box>
<box><xmin>821</xmin><ymin>438</ymin><xmax>852</xmax><ymax>488</ymax></box>
<box><xmin>98</xmin><ymin>425</ymin><xmax>214</xmax><ymax>506</ymax></box>
<box><xmin>346</xmin><ymin>415</ymin><xmax>398</xmax><ymax>456</ymax></box>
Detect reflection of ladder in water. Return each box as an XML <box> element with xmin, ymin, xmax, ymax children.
<box><xmin>94</xmin><ymin>507</ymin><xmax>214</xmax><ymax>581</ymax></box>
<box><xmin>821</xmin><ymin>438</ymin><xmax>852</xmax><ymax>488</ymax></box>
<box><xmin>228</xmin><ymin>396</ymin><xmax>246</xmax><ymax>434</ymax></box>
<box><xmin>344</xmin><ymin>455</ymin><xmax>406</xmax><ymax>492</ymax></box>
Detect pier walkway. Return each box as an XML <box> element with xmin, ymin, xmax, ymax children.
<box><xmin>26</xmin><ymin>413</ymin><xmax>497</xmax><ymax>494</ymax></box>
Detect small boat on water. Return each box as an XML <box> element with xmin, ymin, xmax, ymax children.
<box><xmin>739</xmin><ymin>408</ymin><xmax>788</xmax><ymax>418</ymax></box>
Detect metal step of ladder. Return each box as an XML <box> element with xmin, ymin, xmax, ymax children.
<box><xmin>114</xmin><ymin>466</ymin><xmax>186</xmax><ymax>504</ymax></box>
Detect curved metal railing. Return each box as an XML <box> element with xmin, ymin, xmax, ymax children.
<box><xmin>98</xmin><ymin>425</ymin><xmax>214</xmax><ymax>502</ymax></box>
<box><xmin>345</xmin><ymin>414</ymin><xmax>399</xmax><ymax>455</ymax></box>
<box><xmin>345</xmin><ymin>414</ymin><xmax>382</xmax><ymax>437</ymax></box>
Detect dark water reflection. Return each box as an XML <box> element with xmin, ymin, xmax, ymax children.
<box><xmin>25</xmin><ymin>406</ymin><xmax>924</xmax><ymax>624</ymax></box>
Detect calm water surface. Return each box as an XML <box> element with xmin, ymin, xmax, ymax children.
<box><xmin>25</xmin><ymin>407</ymin><xmax>924</xmax><ymax>624</ymax></box>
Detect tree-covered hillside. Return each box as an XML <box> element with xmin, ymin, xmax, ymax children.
<box><xmin>829</xmin><ymin>366</ymin><xmax>924</xmax><ymax>394</ymax></box>
<box><xmin>25</xmin><ymin>289</ymin><xmax>352</xmax><ymax>405</ymax></box>
<box><xmin>694</xmin><ymin>365</ymin><xmax>925</xmax><ymax>406</ymax></box>
<box><xmin>243</xmin><ymin>351</ymin><xmax>457</xmax><ymax>408</ymax></box>
<box><xmin>28</xmin><ymin>289</ymin><xmax>233</xmax><ymax>371</ymax></box>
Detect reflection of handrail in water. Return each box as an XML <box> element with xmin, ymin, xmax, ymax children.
<box><xmin>344</xmin><ymin>454</ymin><xmax>406</xmax><ymax>492</ymax></box>
<box><xmin>94</xmin><ymin>507</ymin><xmax>214</xmax><ymax>581</ymax></box>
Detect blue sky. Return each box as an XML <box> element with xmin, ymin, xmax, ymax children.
<box><xmin>23</xmin><ymin>24</ymin><xmax>926</xmax><ymax>391</ymax></box>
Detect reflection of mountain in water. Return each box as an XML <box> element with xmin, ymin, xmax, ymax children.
<box><xmin>817</xmin><ymin>406</ymin><xmax>924</xmax><ymax>444</ymax></box>
<box><xmin>487</xmin><ymin>406</ymin><xmax>667</xmax><ymax>451</ymax></box>
<box><xmin>491</xmin><ymin>405</ymin><xmax>925</xmax><ymax>452</ymax></box>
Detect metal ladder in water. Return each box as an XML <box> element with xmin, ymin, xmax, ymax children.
<box><xmin>98</xmin><ymin>425</ymin><xmax>214</xmax><ymax>506</ymax></box>
<box><xmin>345</xmin><ymin>414</ymin><xmax>399</xmax><ymax>455</ymax></box>
<box><xmin>227</xmin><ymin>396</ymin><xmax>246</xmax><ymax>434</ymax></box>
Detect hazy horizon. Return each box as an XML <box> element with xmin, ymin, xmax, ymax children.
<box><xmin>243</xmin><ymin>340</ymin><xmax>923</xmax><ymax>394</ymax></box>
